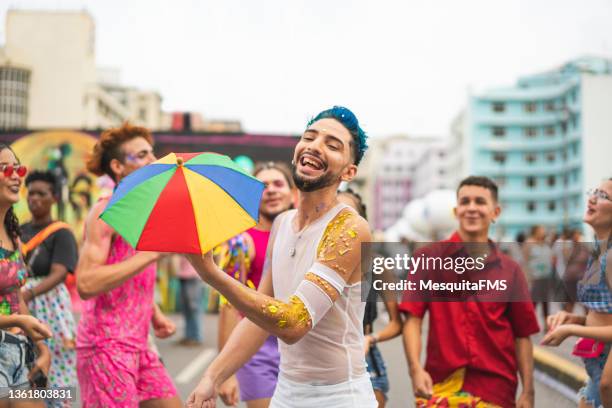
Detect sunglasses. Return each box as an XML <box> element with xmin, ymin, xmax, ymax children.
<box><xmin>0</xmin><ymin>164</ymin><xmax>28</xmax><ymax>178</ymax></box>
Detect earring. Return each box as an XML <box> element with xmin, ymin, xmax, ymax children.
<box><xmin>491</xmin><ymin>219</ymin><xmax>496</xmax><ymax>224</ymax></box>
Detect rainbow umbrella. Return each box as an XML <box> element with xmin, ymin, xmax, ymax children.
<box><xmin>100</xmin><ymin>152</ymin><xmax>264</xmax><ymax>254</ymax></box>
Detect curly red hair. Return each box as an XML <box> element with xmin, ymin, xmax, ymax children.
<box><xmin>86</xmin><ymin>122</ymin><xmax>154</xmax><ymax>181</ymax></box>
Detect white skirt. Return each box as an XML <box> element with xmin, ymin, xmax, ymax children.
<box><xmin>270</xmin><ymin>373</ymin><xmax>377</xmax><ymax>408</ymax></box>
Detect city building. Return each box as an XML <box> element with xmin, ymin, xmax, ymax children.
<box><xmin>468</xmin><ymin>57</ymin><xmax>612</xmax><ymax>239</ymax></box>
<box><xmin>354</xmin><ymin>134</ymin><xmax>438</xmax><ymax>231</ymax></box>
<box><xmin>411</xmin><ymin>122</ymin><xmax>465</xmax><ymax>199</ymax></box>
<box><xmin>0</xmin><ymin>10</ymin><xmax>162</xmax><ymax>130</ymax></box>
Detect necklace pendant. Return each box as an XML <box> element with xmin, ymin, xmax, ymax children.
<box><xmin>290</xmin><ymin>247</ymin><xmax>296</xmax><ymax>257</ymax></box>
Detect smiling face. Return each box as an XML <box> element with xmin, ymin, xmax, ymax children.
<box><xmin>454</xmin><ymin>185</ymin><xmax>500</xmax><ymax>236</ymax></box>
<box><xmin>256</xmin><ymin>168</ymin><xmax>294</xmax><ymax>221</ymax></box>
<box><xmin>0</xmin><ymin>148</ymin><xmax>24</xmax><ymax>206</ymax></box>
<box><xmin>584</xmin><ymin>179</ymin><xmax>612</xmax><ymax>235</ymax></box>
<box><xmin>292</xmin><ymin>118</ymin><xmax>357</xmax><ymax>192</ymax></box>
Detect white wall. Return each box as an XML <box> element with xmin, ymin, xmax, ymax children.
<box><xmin>6</xmin><ymin>11</ymin><xmax>96</xmax><ymax>129</ymax></box>
<box><xmin>581</xmin><ymin>74</ymin><xmax>612</xmax><ymax>238</ymax></box>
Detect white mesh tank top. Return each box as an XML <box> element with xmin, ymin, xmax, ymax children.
<box><xmin>271</xmin><ymin>203</ymin><xmax>367</xmax><ymax>384</ymax></box>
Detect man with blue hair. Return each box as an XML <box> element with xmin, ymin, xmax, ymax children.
<box><xmin>185</xmin><ymin>106</ymin><xmax>377</xmax><ymax>407</ymax></box>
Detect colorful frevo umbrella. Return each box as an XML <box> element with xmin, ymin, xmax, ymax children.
<box><xmin>100</xmin><ymin>152</ymin><xmax>264</xmax><ymax>254</ymax></box>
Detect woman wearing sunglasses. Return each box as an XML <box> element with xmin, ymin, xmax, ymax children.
<box><xmin>0</xmin><ymin>143</ymin><xmax>53</xmax><ymax>406</ymax></box>
<box><xmin>543</xmin><ymin>178</ymin><xmax>612</xmax><ymax>408</ymax></box>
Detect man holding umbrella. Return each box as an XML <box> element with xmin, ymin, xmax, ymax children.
<box><xmin>75</xmin><ymin>123</ymin><xmax>180</xmax><ymax>408</ymax></box>
<box><xmin>186</xmin><ymin>106</ymin><xmax>377</xmax><ymax>407</ymax></box>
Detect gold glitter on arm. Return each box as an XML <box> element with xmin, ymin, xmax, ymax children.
<box><xmin>305</xmin><ymin>272</ymin><xmax>340</xmax><ymax>301</ymax></box>
<box><xmin>316</xmin><ymin>209</ymin><xmax>360</xmax><ymax>264</ymax></box>
<box><xmin>316</xmin><ymin>208</ymin><xmax>371</xmax><ymax>283</ymax></box>
<box><xmin>260</xmin><ymin>295</ymin><xmax>312</xmax><ymax>329</ymax></box>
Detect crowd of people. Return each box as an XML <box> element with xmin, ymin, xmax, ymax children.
<box><xmin>0</xmin><ymin>107</ymin><xmax>610</xmax><ymax>408</ymax></box>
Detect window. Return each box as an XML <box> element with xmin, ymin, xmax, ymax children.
<box><xmin>492</xmin><ymin>127</ymin><xmax>505</xmax><ymax>137</ymax></box>
<box><xmin>546</xmin><ymin>152</ymin><xmax>555</xmax><ymax>162</ymax></box>
<box><xmin>524</xmin><ymin>102</ymin><xmax>537</xmax><ymax>113</ymax></box>
<box><xmin>527</xmin><ymin>201</ymin><xmax>536</xmax><ymax>212</ymax></box>
<box><xmin>548</xmin><ymin>201</ymin><xmax>556</xmax><ymax>212</ymax></box>
<box><xmin>545</xmin><ymin>126</ymin><xmax>555</xmax><ymax>136</ymax></box>
<box><xmin>562</xmin><ymin>150</ymin><xmax>568</xmax><ymax>161</ymax></box>
<box><xmin>492</xmin><ymin>102</ymin><xmax>505</xmax><ymax>113</ymax></box>
<box><xmin>439</xmin><ymin>169</ymin><xmax>445</xmax><ymax>176</ymax></box>
<box><xmin>438</xmin><ymin>151</ymin><xmax>446</xmax><ymax>158</ymax></box>
<box><xmin>563</xmin><ymin>174</ymin><xmax>569</xmax><ymax>186</ymax></box>
<box><xmin>526</xmin><ymin>176</ymin><xmax>536</xmax><ymax>188</ymax></box>
<box><xmin>492</xmin><ymin>152</ymin><xmax>507</xmax><ymax>165</ymax></box>
<box><xmin>547</xmin><ymin>175</ymin><xmax>556</xmax><ymax>187</ymax></box>
<box><xmin>545</xmin><ymin>101</ymin><xmax>556</xmax><ymax>112</ymax></box>
<box><xmin>525</xmin><ymin>153</ymin><xmax>536</xmax><ymax>164</ymax></box>
<box><xmin>524</xmin><ymin>127</ymin><xmax>537</xmax><ymax>137</ymax></box>
<box><xmin>561</xmin><ymin>122</ymin><xmax>567</xmax><ymax>134</ymax></box>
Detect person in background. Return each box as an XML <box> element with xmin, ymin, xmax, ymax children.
<box><xmin>544</xmin><ymin>179</ymin><xmax>612</xmax><ymax>408</ymax></box>
<box><xmin>338</xmin><ymin>188</ymin><xmax>402</xmax><ymax>407</ymax></box>
<box><xmin>174</xmin><ymin>255</ymin><xmax>204</xmax><ymax>346</ymax></box>
<box><xmin>216</xmin><ymin>161</ymin><xmax>295</xmax><ymax>408</ymax></box>
<box><xmin>76</xmin><ymin>123</ymin><xmax>180</xmax><ymax>408</ymax></box>
<box><xmin>524</xmin><ymin>225</ymin><xmax>553</xmax><ymax>328</ymax></box>
<box><xmin>0</xmin><ymin>143</ymin><xmax>52</xmax><ymax>405</ymax></box>
<box><xmin>401</xmin><ymin>176</ymin><xmax>539</xmax><ymax>408</ymax></box>
<box><xmin>21</xmin><ymin>170</ymin><xmax>79</xmax><ymax>408</ymax></box>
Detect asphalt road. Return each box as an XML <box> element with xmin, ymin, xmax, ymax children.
<box><xmin>152</xmin><ymin>313</ymin><xmax>577</xmax><ymax>408</ymax></box>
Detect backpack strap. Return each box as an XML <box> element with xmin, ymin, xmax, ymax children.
<box><xmin>22</xmin><ymin>221</ymin><xmax>72</xmax><ymax>257</ymax></box>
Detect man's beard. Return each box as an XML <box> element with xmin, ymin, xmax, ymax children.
<box><xmin>291</xmin><ymin>163</ymin><xmax>337</xmax><ymax>192</ymax></box>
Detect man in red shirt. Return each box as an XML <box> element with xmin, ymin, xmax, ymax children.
<box><xmin>400</xmin><ymin>176</ymin><xmax>539</xmax><ymax>407</ymax></box>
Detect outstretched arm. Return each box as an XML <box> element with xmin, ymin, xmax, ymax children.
<box><xmin>77</xmin><ymin>199</ymin><xmax>159</xmax><ymax>299</ymax></box>
<box><xmin>187</xmin><ymin>208</ymin><xmax>370</xmax><ymax>345</ymax></box>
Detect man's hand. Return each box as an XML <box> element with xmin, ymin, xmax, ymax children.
<box><xmin>29</xmin><ymin>342</ymin><xmax>50</xmax><ymax>387</ymax></box>
<box><xmin>16</xmin><ymin>315</ymin><xmax>52</xmax><ymax>342</ymax></box>
<box><xmin>187</xmin><ymin>374</ymin><xmax>217</xmax><ymax>408</ymax></box>
<box><xmin>218</xmin><ymin>375</ymin><xmax>240</xmax><ymax>406</ymax></box>
<box><xmin>152</xmin><ymin>312</ymin><xmax>176</xmax><ymax>339</ymax></box>
<box><xmin>186</xmin><ymin>251</ymin><xmax>216</xmax><ymax>281</ymax></box>
<box><xmin>410</xmin><ymin>366</ymin><xmax>433</xmax><ymax>400</ymax></box>
<box><xmin>517</xmin><ymin>390</ymin><xmax>535</xmax><ymax>408</ymax></box>
<box><xmin>541</xmin><ymin>324</ymin><xmax>577</xmax><ymax>346</ymax></box>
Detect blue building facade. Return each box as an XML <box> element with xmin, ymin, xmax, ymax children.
<box><xmin>468</xmin><ymin>57</ymin><xmax>612</xmax><ymax>239</ymax></box>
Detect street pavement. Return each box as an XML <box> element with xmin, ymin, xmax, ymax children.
<box><xmin>152</xmin><ymin>312</ymin><xmax>577</xmax><ymax>408</ymax></box>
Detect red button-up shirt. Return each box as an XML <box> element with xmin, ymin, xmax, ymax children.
<box><xmin>399</xmin><ymin>232</ymin><xmax>539</xmax><ymax>407</ymax></box>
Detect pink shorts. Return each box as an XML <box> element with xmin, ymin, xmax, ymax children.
<box><xmin>77</xmin><ymin>347</ymin><xmax>177</xmax><ymax>408</ymax></box>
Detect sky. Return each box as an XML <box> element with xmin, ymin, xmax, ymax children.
<box><xmin>1</xmin><ymin>0</ymin><xmax>611</xmax><ymax>137</ymax></box>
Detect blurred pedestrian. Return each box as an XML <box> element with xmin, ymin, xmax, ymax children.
<box><xmin>175</xmin><ymin>255</ymin><xmax>204</xmax><ymax>346</ymax></box>
<box><xmin>339</xmin><ymin>188</ymin><xmax>402</xmax><ymax>408</ymax></box>
<box><xmin>21</xmin><ymin>170</ymin><xmax>79</xmax><ymax>407</ymax></box>
<box><xmin>524</xmin><ymin>225</ymin><xmax>553</xmax><ymax>328</ymax></box>
<box><xmin>216</xmin><ymin>161</ymin><xmax>294</xmax><ymax>408</ymax></box>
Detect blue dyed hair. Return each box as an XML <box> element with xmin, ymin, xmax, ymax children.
<box><xmin>306</xmin><ymin>106</ymin><xmax>368</xmax><ymax>165</ymax></box>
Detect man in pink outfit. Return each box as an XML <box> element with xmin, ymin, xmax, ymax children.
<box><xmin>76</xmin><ymin>123</ymin><xmax>181</xmax><ymax>408</ymax></box>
